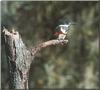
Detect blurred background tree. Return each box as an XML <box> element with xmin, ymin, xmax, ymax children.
<box><xmin>1</xmin><ymin>1</ymin><xmax>99</xmax><ymax>89</ymax></box>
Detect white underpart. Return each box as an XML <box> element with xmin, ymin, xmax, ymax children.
<box><xmin>61</xmin><ymin>27</ymin><xmax>67</xmax><ymax>34</ymax></box>
<box><xmin>59</xmin><ymin>25</ymin><xmax>69</xmax><ymax>34</ymax></box>
<box><xmin>58</xmin><ymin>34</ymin><xmax>66</xmax><ymax>40</ymax></box>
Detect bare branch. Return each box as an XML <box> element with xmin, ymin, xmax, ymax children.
<box><xmin>31</xmin><ymin>39</ymin><xmax>68</xmax><ymax>56</ymax></box>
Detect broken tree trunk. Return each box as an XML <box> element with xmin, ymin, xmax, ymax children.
<box><xmin>2</xmin><ymin>28</ymin><xmax>68</xmax><ymax>89</ymax></box>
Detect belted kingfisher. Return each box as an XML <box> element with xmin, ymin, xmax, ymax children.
<box><xmin>54</xmin><ymin>22</ymin><xmax>72</xmax><ymax>40</ymax></box>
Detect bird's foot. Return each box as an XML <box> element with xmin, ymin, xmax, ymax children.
<box><xmin>57</xmin><ymin>39</ymin><xmax>65</xmax><ymax>45</ymax></box>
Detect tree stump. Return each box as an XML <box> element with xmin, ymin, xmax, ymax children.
<box><xmin>2</xmin><ymin>28</ymin><xmax>68</xmax><ymax>89</ymax></box>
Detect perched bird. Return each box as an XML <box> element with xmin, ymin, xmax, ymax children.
<box><xmin>54</xmin><ymin>22</ymin><xmax>72</xmax><ymax>40</ymax></box>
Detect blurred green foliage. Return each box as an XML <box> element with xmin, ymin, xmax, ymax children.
<box><xmin>1</xmin><ymin>1</ymin><xmax>99</xmax><ymax>89</ymax></box>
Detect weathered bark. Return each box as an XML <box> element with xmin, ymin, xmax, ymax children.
<box><xmin>30</xmin><ymin>39</ymin><xmax>68</xmax><ymax>64</ymax></box>
<box><xmin>3</xmin><ymin>28</ymin><xmax>32</xmax><ymax>89</ymax></box>
<box><xmin>3</xmin><ymin>28</ymin><xmax>68</xmax><ymax>89</ymax></box>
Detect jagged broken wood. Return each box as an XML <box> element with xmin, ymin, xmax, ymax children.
<box><xmin>3</xmin><ymin>28</ymin><xmax>68</xmax><ymax>89</ymax></box>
